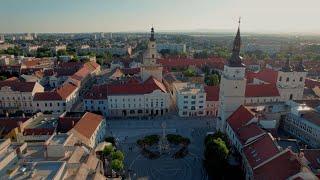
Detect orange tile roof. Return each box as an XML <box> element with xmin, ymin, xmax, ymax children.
<box><xmin>227</xmin><ymin>105</ymin><xmax>255</xmax><ymax>132</ymax></box>
<box><xmin>253</xmin><ymin>150</ymin><xmax>304</xmax><ymax>180</ymax></box>
<box><xmin>204</xmin><ymin>85</ymin><xmax>219</xmax><ymax>101</ymax></box>
<box><xmin>34</xmin><ymin>82</ymin><xmax>77</xmax><ymax>101</ymax></box>
<box><xmin>245</xmin><ymin>84</ymin><xmax>280</xmax><ymax>97</ymax></box>
<box><xmin>72</xmin><ymin>112</ymin><xmax>104</xmax><ymax>139</ymax></box>
<box><xmin>243</xmin><ymin>133</ymin><xmax>280</xmax><ymax>168</ymax></box>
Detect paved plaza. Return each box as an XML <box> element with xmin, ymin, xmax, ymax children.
<box><xmin>106</xmin><ymin>116</ymin><xmax>216</xmax><ymax>180</ymax></box>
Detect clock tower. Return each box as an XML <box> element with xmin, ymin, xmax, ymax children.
<box><xmin>141</xmin><ymin>27</ymin><xmax>163</xmax><ymax>81</ymax></box>
<box><xmin>217</xmin><ymin>20</ymin><xmax>247</xmax><ymax>132</ymax></box>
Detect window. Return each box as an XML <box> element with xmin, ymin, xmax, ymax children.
<box><xmin>300</xmin><ymin>77</ymin><xmax>303</xmax><ymax>82</ymax></box>
<box><xmin>289</xmin><ymin>94</ymin><xmax>293</xmax><ymax>100</ymax></box>
<box><xmin>286</xmin><ymin>77</ymin><xmax>289</xmax><ymax>82</ymax></box>
<box><xmin>184</xmin><ymin>96</ymin><xmax>188</xmax><ymax>99</ymax></box>
<box><xmin>63</xmin><ymin>103</ymin><xmax>66</xmax><ymax>106</ymax></box>
<box><xmin>279</xmin><ymin>76</ymin><xmax>282</xmax><ymax>81</ymax></box>
<box><xmin>191</xmin><ymin>106</ymin><xmax>195</xmax><ymax>110</ymax></box>
<box><xmin>152</xmin><ymin>54</ymin><xmax>155</xmax><ymax>58</ymax></box>
<box><xmin>191</xmin><ymin>96</ymin><xmax>196</xmax><ymax>99</ymax></box>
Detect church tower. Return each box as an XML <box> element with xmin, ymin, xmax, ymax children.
<box><xmin>141</xmin><ymin>27</ymin><xmax>163</xmax><ymax>81</ymax></box>
<box><xmin>217</xmin><ymin>20</ymin><xmax>247</xmax><ymax>132</ymax></box>
<box><xmin>276</xmin><ymin>57</ymin><xmax>307</xmax><ymax>101</ymax></box>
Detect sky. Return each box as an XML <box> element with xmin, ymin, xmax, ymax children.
<box><xmin>0</xmin><ymin>0</ymin><xmax>320</xmax><ymax>33</ymax></box>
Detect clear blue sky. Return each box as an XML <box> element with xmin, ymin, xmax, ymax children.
<box><xmin>1</xmin><ymin>0</ymin><xmax>319</xmax><ymax>33</ymax></box>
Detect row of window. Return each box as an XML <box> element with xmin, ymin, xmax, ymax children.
<box><xmin>279</xmin><ymin>76</ymin><xmax>303</xmax><ymax>82</ymax></box>
<box><xmin>1</xmin><ymin>96</ymin><xmax>32</xmax><ymax>101</ymax></box>
<box><xmin>36</xmin><ymin>102</ymin><xmax>66</xmax><ymax>107</ymax></box>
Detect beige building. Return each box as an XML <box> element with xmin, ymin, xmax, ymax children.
<box><xmin>84</xmin><ymin>77</ymin><xmax>171</xmax><ymax>117</ymax></box>
<box><xmin>33</xmin><ymin>82</ymin><xmax>79</xmax><ymax>114</ymax></box>
<box><xmin>0</xmin><ymin>78</ymin><xmax>44</xmax><ymax>113</ymax></box>
<box><xmin>70</xmin><ymin>112</ymin><xmax>106</xmax><ymax>149</ymax></box>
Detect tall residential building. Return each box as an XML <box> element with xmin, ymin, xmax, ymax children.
<box><xmin>172</xmin><ymin>82</ymin><xmax>206</xmax><ymax>117</ymax></box>
<box><xmin>217</xmin><ymin>21</ymin><xmax>247</xmax><ymax>132</ymax></box>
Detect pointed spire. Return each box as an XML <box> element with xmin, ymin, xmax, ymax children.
<box><xmin>232</xmin><ymin>17</ymin><xmax>241</xmax><ymax>54</ymax></box>
<box><xmin>150</xmin><ymin>26</ymin><xmax>155</xmax><ymax>41</ymax></box>
<box><xmin>295</xmin><ymin>59</ymin><xmax>307</xmax><ymax>72</ymax></box>
<box><xmin>282</xmin><ymin>54</ymin><xmax>293</xmax><ymax>72</ymax></box>
<box><xmin>228</xmin><ymin>17</ymin><xmax>245</xmax><ymax>67</ymax></box>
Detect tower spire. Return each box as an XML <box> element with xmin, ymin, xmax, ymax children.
<box><xmin>228</xmin><ymin>17</ymin><xmax>245</xmax><ymax>67</ymax></box>
<box><xmin>150</xmin><ymin>26</ymin><xmax>155</xmax><ymax>41</ymax></box>
<box><xmin>282</xmin><ymin>54</ymin><xmax>293</xmax><ymax>72</ymax></box>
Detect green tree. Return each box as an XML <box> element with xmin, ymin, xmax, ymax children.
<box><xmin>102</xmin><ymin>145</ymin><xmax>114</xmax><ymax>156</ymax></box>
<box><xmin>111</xmin><ymin>159</ymin><xmax>124</xmax><ymax>171</ymax></box>
<box><xmin>111</xmin><ymin>150</ymin><xmax>125</xmax><ymax>161</ymax></box>
<box><xmin>205</xmin><ymin>74</ymin><xmax>220</xmax><ymax>86</ymax></box>
<box><xmin>204</xmin><ymin>137</ymin><xmax>230</xmax><ymax>178</ymax></box>
<box><xmin>183</xmin><ymin>68</ymin><xmax>196</xmax><ymax>77</ymax></box>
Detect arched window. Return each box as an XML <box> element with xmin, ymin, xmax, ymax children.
<box><xmin>289</xmin><ymin>94</ymin><xmax>293</xmax><ymax>100</ymax></box>
<box><xmin>152</xmin><ymin>54</ymin><xmax>155</xmax><ymax>58</ymax></box>
<box><xmin>300</xmin><ymin>77</ymin><xmax>303</xmax><ymax>82</ymax></box>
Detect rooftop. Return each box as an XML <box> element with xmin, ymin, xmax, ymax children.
<box><xmin>48</xmin><ymin>133</ymin><xmax>71</xmax><ymax>145</ymax></box>
<box><xmin>243</xmin><ymin>133</ymin><xmax>280</xmax><ymax>168</ymax></box>
<box><xmin>72</xmin><ymin>112</ymin><xmax>104</xmax><ymax>139</ymax></box>
<box><xmin>227</xmin><ymin>105</ymin><xmax>255</xmax><ymax>132</ymax></box>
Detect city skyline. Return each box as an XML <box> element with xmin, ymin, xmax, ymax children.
<box><xmin>1</xmin><ymin>0</ymin><xmax>320</xmax><ymax>34</ymax></box>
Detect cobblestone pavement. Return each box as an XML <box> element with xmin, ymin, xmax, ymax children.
<box><xmin>106</xmin><ymin>116</ymin><xmax>216</xmax><ymax>180</ymax></box>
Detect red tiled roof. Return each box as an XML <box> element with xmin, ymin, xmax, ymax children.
<box><xmin>34</xmin><ymin>82</ymin><xmax>77</xmax><ymax>101</ymax></box>
<box><xmin>157</xmin><ymin>57</ymin><xmax>225</xmax><ymax>70</ymax></box>
<box><xmin>301</xmin><ymin>149</ymin><xmax>320</xmax><ymax>170</ymax></box>
<box><xmin>0</xmin><ymin>118</ymin><xmax>29</xmax><ymax>135</ymax></box>
<box><xmin>246</xmin><ymin>68</ymin><xmax>278</xmax><ymax>84</ymax></box>
<box><xmin>243</xmin><ymin>133</ymin><xmax>280</xmax><ymax>168</ymax></box>
<box><xmin>305</xmin><ymin>78</ymin><xmax>320</xmax><ymax>89</ymax></box>
<box><xmin>204</xmin><ymin>86</ymin><xmax>219</xmax><ymax>101</ymax></box>
<box><xmin>237</xmin><ymin>123</ymin><xmax>265</xmax><ymax>144</ymax></box>
<box><xmin>85</xmin><ymin>76</ymin><xmax>167</xmax><ymax>99</ymax></box>
<box><xmin>84</xmin><ymin>61</ymin><xmax>100</xmax><ymax>71</ymax></box>
<box><xmin>245</xmin><ymin>84</ymin><xmax>280</xmax><ymax>97</ymax></box>
<box><xmin>0</xmin><ymin>79</ymin><xmax>37</xmax><ymax>92</ymax></box>
<box><xmin>227</xmin><ymin>105</ymin><xmax>255</xmax><ymax>131</ymax></box>
<box><xmin>57</xmin><ymin>117</ymin><xmax>81</xmax><ymax>133</ymax></box>
<box><xmin>72</xmin><ymin>112</ymin><xmax>104</xmax><ymax>139</ymax></box>
<box><xmin>254</xmin><ymin>150</ymin><xmax>304</xmax><ymax>180</ymax></box>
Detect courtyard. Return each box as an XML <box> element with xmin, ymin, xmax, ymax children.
<box><xmin>105</xmin><ymin>116</ymin><xmax>216</xmax><ymax>180</ymax></box>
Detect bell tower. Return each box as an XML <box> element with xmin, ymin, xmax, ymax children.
<box><xmin>217</xmin><ymin>19</ymin><xmax>247</xmax><ymax>132</ymax></box>
<box><xmin>141</xmin><ymin>27</ymin><xmax>163</xmax><ymax>81</ymax></box>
